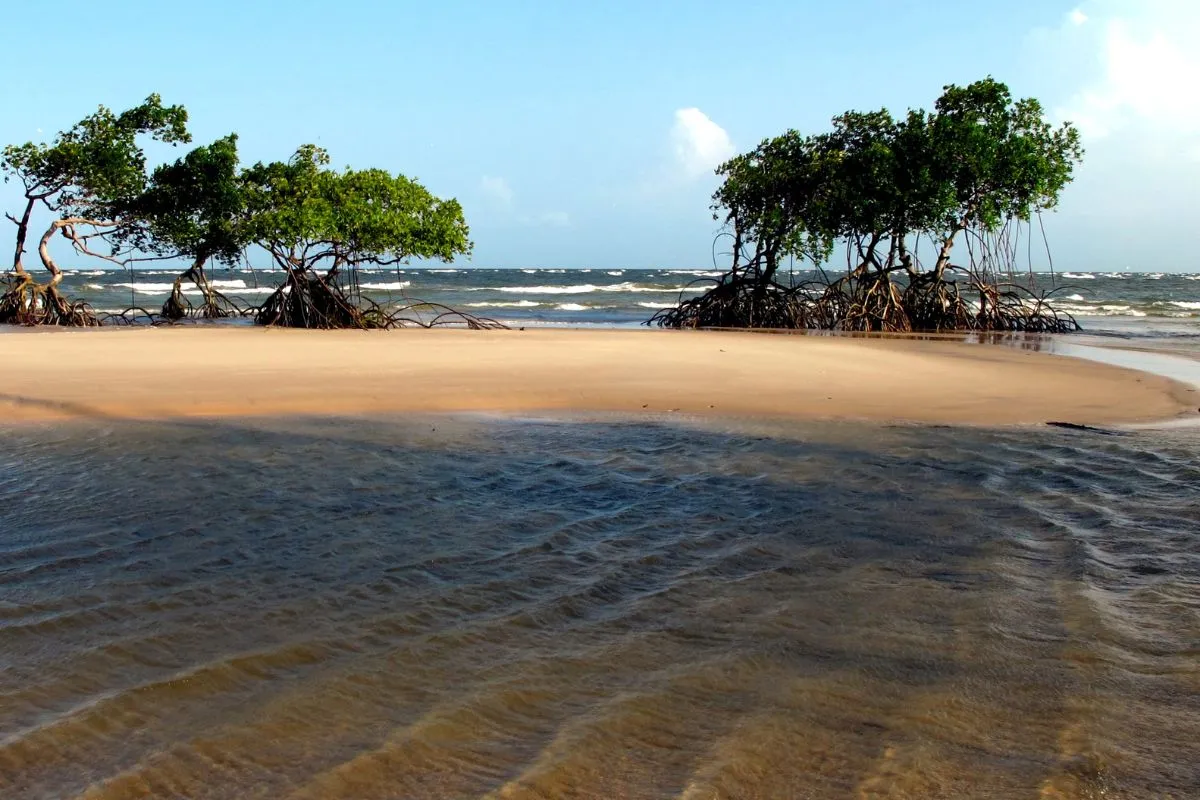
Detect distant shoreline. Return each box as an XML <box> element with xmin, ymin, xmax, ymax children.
<box><xmin>0</xmin><ymin>328</ymin><xmax>1191</xmax><ymax>426</ymax></box>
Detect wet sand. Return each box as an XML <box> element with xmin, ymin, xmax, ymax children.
<box><xmin>0</xmin><ymin>327</ymin><xmax>1192</xmax><ymax>424</ymax></box>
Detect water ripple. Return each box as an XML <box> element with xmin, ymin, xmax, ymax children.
<box><xmin>0</xmin><ymin>415</ymin><xmax>1198</xmax><ymax>798</ymax></box>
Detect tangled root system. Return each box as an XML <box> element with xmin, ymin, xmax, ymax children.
<box><xmin>650</xmin><ymin>267</ymin><xmax>1078</xmax><ymax>334</ymax></box>
<box><xmin>0</xmin><ymin>275</ymin><xmax>99</xmax><ymax>327</ymax></box>
<box><xmin>253</xmin><ymin>268</ymin><xmax>507</xmax><ymax>330</ymax></box>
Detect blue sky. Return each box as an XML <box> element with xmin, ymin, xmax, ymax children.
<box><xmin>3</xmin><ymin>1</ymin><xmax>1197</xmax><ymax>270</ymax></box>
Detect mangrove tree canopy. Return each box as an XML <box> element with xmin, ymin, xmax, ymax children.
<box><xmin>1</xmin><ymin>94</ymin><xmax>191</xmax><ymax>324</ymax></box>
<box><xmin>241</xmin><ymin>145</ymin><xmax>473</xmax><ymax>328</ymax></box>
<box><xmin>2</xmin><ymin>97</ymin><xmax>478</xmax><ymax>328</ymax></box>
<box><xmin>125</xmin><ymin>133</ymin><xmax>247</xmax><ymax>320</ymax></box>
<box><xmin>651</xmin><ymin>77</ymin><xmax>1085</xmax><ymax>332</ymax></box>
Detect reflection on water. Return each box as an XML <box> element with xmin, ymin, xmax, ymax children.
<box><xmin>1</xmin><ymin>415</ymin><xmax>1198</xmax><ymax>799</ymax></box>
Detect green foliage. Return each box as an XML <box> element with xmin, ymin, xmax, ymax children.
<box><xmin>241</xmin><ymin>145</ymin><xmax>472</xmax><ymax>272</ymax></box>
<box><xmin>713</xmin><ymin>131</ymin><xmax>837</xmax><ymax>272</ymax></box>
<box><xmin>660</xmin><ymin>77</ymin><xmax>1084</xmax><ymax>333</ymax></box>
<box><xmin>3</xmin><ymin>94</ymin><xmax>478</xmax><ymax>329</ymax></box>
<box><xmin>712</xmin><ymin>77</ymin><xmax>1084</xmax><ymax>277</ymax></box>
<box><xmin>2</xmin><ymin>94</ymin><xmax>190</xmax><ymax>215</ymax></box>
<box><xmin>929</xmin><ymin>79</ymin><xmax>1082</xmax><ymax>230</ymax></box>
<box><xmin>129</xmin><ymin>134</ymin><xmax>246</xmax><ymax>267</ymax></box>
<box><xmin>239</xmin><ymin>145</ymin><xmax>473</xmax><ymax>328</ymax></box>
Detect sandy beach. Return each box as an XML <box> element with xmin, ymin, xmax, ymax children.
<box><xmin>0</xmin><ymin>327</ymin><xmax>1191</xmax><ymax>424</ymax></box>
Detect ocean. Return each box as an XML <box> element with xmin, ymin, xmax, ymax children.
<box><xmin>3</xmin><ymin>268</ymin><xmax>1200</xmax><ymax>798</ymax></box>
<box><xmin>44</xmin><ymin>266</ymin><xmax>1200</xmax><ymax>337</ymax></box>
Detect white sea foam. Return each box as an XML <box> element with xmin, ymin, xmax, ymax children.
<box><xmin>112</xmin><ymin>282</ymin><xmax>175</xmax><ymax>294</ymax></box>
<box><xmin>637</xmin><ymin>301</ymin><xmax>676</xmax><ymax>309</ymax></box>
<box><xmin>495</xmin><ymin>284</ymin><xmax>597</xmax><ymax>294</ymax></box>
<box><xmin>465</xmin><ymin>300</ymin><xmax>541</xmax><ymax>308</ymax></box>
<box><xmin>491</xmin><ymin>282</ymin><xmax>698</xmax><ymax>295</ymax></box>
<box><xmin>187</xmin><ymin>286</ymin><xmax>275</xmax><ymax>295</ymax></box>
<box><xmin>556</xmin><ymin>303</ymin><xmax>590</xmax><ymax>311</ymax></box>
<box><xmin>110</xmin><ymin>279</ymin><xmax>274</xmax><ymax>295</ymax></box>
<box><xmin>228</xmin><ymin>287</ymin><xmax>279</xmax><ymax>295</ymax></box>
<box><xmin>1058</xmin><ymin>303</ymin><xmax>1147</xmax><ymax>317</ymax></box>
<box><xmin>521</xmin><ymin>269</ymin><xmax>538</xmax><ymax>274</ymax></box>
<box><xmin>1169</xmin><ymin>301</ymin><xmax>1200</xmax><ymax>310</ymax></box>
<box><xmin>359</xmin><ymin>281</ymin><xmax>412</xmax><ymax>291</ymax></box>
<box><xmin>606</xmin><ymin>271</ymin><xmax>624</xmax><ymax>276</ymax></box>
<box><xmin>1061</xmin><ymin>272</ymin><xmax>1097</xmax><ymax>279</ymax></box>
<box><xmin>1063</xmin><ymin>294</ymin><xmax>1086</xmax><ymax>301</ymax></box>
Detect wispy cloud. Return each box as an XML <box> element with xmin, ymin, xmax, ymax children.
<box><xmin>480</xmin><ymin>175</ymin><xmax>514</xmax><ymax>207</ymax></box>
<box><xmin>1057</xmin><ymin>1</ymin><xmax>1200</xmax><ymax>150</ymax></box>
<box><xmin>670</xmin><ymin>108</ymin><xmax>736</xmax><ymax>179</ymax></box>
<box><xmin>1026</xmin><ymin>1</ymin><xmax>1200</xmax><ymax>267</ymax></box>
<box><xmin>478</xmin><ymin>175</ymin><xmax>569</xmax><ymax>227</ymax></box>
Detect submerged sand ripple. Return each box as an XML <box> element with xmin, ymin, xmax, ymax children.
<box><xmin>0</xmin><ymin>416</ymin><xmax>1197</xmax><ymax>798</ymax></box>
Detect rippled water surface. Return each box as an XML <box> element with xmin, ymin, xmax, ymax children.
<box><xmin>1</xmin><ymin>415</ymin><xmax>1198</xmax><ymax>798</ymax></box>
<box><xmin>27</xmin><ymin>266</ymin><xmax>1200</xmax><ymax>334</ymax></box>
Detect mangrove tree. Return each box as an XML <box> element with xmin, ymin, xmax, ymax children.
<box><xmin>650</xmin><ymin>77</ymin><xmax>1085</xmax><ymax>333</ymax></box>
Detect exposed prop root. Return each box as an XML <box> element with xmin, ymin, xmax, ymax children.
<box><xmin>254</xmin><ymin>268</ymin><xmax>381</xmax><ymax>328</ymax></box>
<box><xmin>0</xmin><ymin>275</ymin><xmax>99</xmax><ymax>327</ymax></box>
<box><xmin>161</xmin><ymin>266</ymin><xmax>251</xmax><ymax>322</ymax></box>
<box><xmin>649</xmin><ymin>266</ymin><xmax>1078</xmax><ymax>334</ymax></box>
<box><xmin>648</xmin><ymin>272</ymin><xmax>822</xmax><ymax>330</ymax></box>
<box><xmin>97</xmin><ymin>306</ymin><xmax>168</xmax><ymax>326</ymax></box>
<box><xmin>4</xmin><ymin>268</ymin><xmax>504</xmax><ymax>330</ymax></box>
<box><xmin>253</xmin><ymin>268</ymin><xmax>509</xmax><ymax>330</ymax></box>
<box><xmin>390</xmin><ymin>301</ymin><xmax>507</xmax><ymax>330</ymax></box>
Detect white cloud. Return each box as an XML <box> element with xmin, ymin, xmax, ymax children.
<box><xmin>670</xmin><ymin>108</ymin><xmax>735</xmax><ymax>179</ymax></box>
<box><xmin>1058</xmin><ymin>2</ymin><xmax>1200</xmax><ymax>143</ymax></box>
<box><xmin>1029</xmin><ymin>2</ymin><xmax>1200</xmax><ymax>269</ymax></box>
<box><xmin>480</xmin><ymin>175</ymin><xmax>514</xmax><ymax>207</ymax></box>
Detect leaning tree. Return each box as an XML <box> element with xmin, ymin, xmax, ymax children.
<box><xmin>124</xmin><ymin>133</ymin><xmax>249</xmax><ymax>320</ymax></box>
<box><xmin>651</xmin><ymin>77</ymin><xmax>1085</xmax><ymax>333</ymax></box>
<box><xmin>241</xmin><ymin>145</ymin><xmax>473</xmax><ymax>328</ymax></box>
<box><xmin>1</xmin><ymin>95</ymin><xmax>191</xmax><ymax>325</ymax></box>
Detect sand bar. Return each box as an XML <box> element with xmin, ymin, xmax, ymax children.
<box><xmin>0</xmin><ymin>327</ymin><xmax>1193</xmax><ymax>424</ymax></box>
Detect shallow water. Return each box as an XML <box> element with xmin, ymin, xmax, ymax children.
<box><xmin>1</xmin><ymin>414</ymin><xmax>1198</xmax><ymax>798</ymax></box>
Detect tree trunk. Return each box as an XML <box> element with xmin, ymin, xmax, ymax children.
<box><xmin>898</xmin><ymin>235</ymin><xmax>917</xmax><ymax>279</ymax></box>
<box><xmin>37</xmin><ymin>220</ymin><xmax>68</xmax><ymax>288</ymax></box>
<box><xmin>934</xmin><ymin>210</ymin><xmax>974</xmax><ymax>281</ymax></box>
<box><xmin>762</xmin><ymin>248</ymin><xmax>778</xmax><ymax>285</ymax></box>
<box><xmin>36</xmin><ymin>217</ymin><xmax>122</xmax><ymax>287</ymax></box>
<box><xmin>11</xmin><ymin>197</ymin><xmax>36</xmax><ymax>276</ymax></box>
